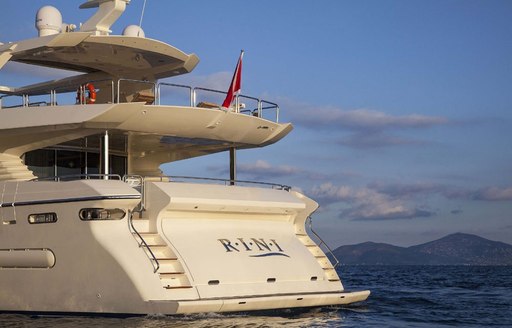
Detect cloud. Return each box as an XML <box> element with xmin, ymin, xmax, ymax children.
<box><xmin>233</xmin><ymin>160</ymin><xmax>360</xmax><ymax>184</ymax></box>
<box><xmin>338</xmin><ymin>131</ymin><xmax>423</xmax><ymax>149</ymax></box>
<box><xmin>237</xmin><ymin>160</ymin><xmax>302</xmax><ymax>178</ymax></box>
<box><xmin>207</xmin><ymin>159</ymin><xmax>308</xmax><ymax>182</ymax></box>
<box><xmin>438</xmin><ymin>185</ymin><xmax>512</xmax><ymax>202</ymax></box>
<box><xmin>369</xmin><ymin>181</ymin><xmax>512</xmax><ymax>203</ymax></box>
<box><xmin>473</xmin><ymin>187</ymin><xmax>512</xmax><ymax>201</ymax></box>
<box><xmin>272</xmin><ymin>97</ymin><xmax>448</xmax><ymax>149</ymax></box>
<box><xmin>308</xmin><ymin>180</ymin><xmax>512</xmax><ymax>219</ymax></box>
<box><xmin>281</xmin><ymin>101</ymin><xmax>448</xmax><ymax>131</ymax></box>
<box><xmin>368</xmin><ymin>181</ymin><xmax>447</xmax><ymax>199</ymax></box>
<box><xmin>311</xmin><ymin>180</ymin><xmax>512</xmax><ymax>220</ymax></box>
<box><xmin>158</xmin><ymin>76</ymin><xmax>448</xmax><ymax>151</ymax></box>
<box><xmin>310</xmin><ymin>182</ymin><xmax>435</xmax><ymax>221</ymax></box>
<box><xmin>343</xmin><ymin>206</ymin><xmax>434</xmax><ymax>221</ymax></box>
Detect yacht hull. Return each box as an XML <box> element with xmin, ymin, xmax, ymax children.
<box><xmin>0</xmin><ymin>179</ymin><xmax>369</xmax><ymax>315</ymax></box>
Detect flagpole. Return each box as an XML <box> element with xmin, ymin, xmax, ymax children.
<box><xmin>227</xmin><ymin>50</ymin><xmax>243</xmax><ymax>185</ymax></box>
<box><xmin>222</xmin><ymin>50</ymin><xmax>244</xmax><ymax>109</ymax></box>
<box><xmin>229</xmin><ymin>147</ymin><xmax>236</xmax><ymax>185</ymax></box>
<box><xmin>235</xmin><ymin>50</ymin><xmax>244</xmax><ymax>113</ymax></box>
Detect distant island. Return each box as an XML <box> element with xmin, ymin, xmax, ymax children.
<box><xmin>333</xmin><ymin>233</ymin><xmax>512</xmax><ymax>265</ymax></box>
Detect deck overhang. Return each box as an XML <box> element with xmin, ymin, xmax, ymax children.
<box><xmin>0</xmin><ymin>103</ymin><xmax>292</xmax><ymax>178</ymax></box>
<box><xmin>0</xmin><ymin>32</ymin><xmax>199</xmax><ymax>85</ymax></box>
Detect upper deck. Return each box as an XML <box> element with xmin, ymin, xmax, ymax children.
<box><xmin>0</xmin><ymin>32</ymin><xmax>199</xmax><ymax>84</ymax></box>
<box><xmin>0</xmin><ymin>80</ymin><xmax>291</xmax><ymax>181</ymax></box>
<box><xmin>0</xmin><ymin>0</ymin><xmax>198</xmax><ymax>81</ymax></box>
<box><xmin>0</xmin><ymin>0</ymin><xmax>292</xmax><ymax>181</ymax></box>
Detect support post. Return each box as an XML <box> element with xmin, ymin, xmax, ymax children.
<box><xmin>102</xmin><ymin>130</ymin><xmax>109</xmax><ymax>179</ymax></box>
<box><xmin>229</xmin><ymin>147</ymin><xmax>236</xmax><ymax>185</ymax></box>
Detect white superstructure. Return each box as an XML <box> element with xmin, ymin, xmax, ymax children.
<box><xmin>0</xmin><ymin>0</ymin><xmax>369</xmax><ymax>315</ymax></box>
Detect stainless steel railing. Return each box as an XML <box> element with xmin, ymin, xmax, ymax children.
<box><xmin>157</xmin><ymin>83</ymin><xmax>280</xmax><ymax>122</ymax></box>
<box><xmin>123</xmin><ymin>175</ymin><xmax>145</xmax><ymax>212</ymax></box>
<box><xmin>117</xmin><ymin>78</ymin><xmax>156</xmax><ymax>104</ymax></box>
<box><xmin>128</xmin><ymin>210</ymin><xmax>160</xmax><ymax>273</ymax></box>
<box><xmin>31</xmin><ymin>174</ymin><xmax>122</xmax><ymax>182</ymax></box>
<box><xmin>307</xmin><ymin>216</ymin><xmax>340</xmax><ymax>268</ymax></box>
<box><xmin>122</xmin><ymin>174</ymin><xmax>291</xmax><ymax>215</ymax></box>
<box><xmin>157</xmin><ymin>82</ymin><xmax>193</xmax><ymax>107</ymax></box>
<box><xmin>126</xmin><ymin>175</ymin><xmax>291</xmax><ymax>190</ymax></box>
<box><xmin>1</xmin><ymin>78</ymin><xmax>281</xmax><ymax>122</ymax></box>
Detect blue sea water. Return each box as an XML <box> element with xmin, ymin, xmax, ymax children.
<box><xmin>1</xmin><ymin>266</ymin><xmax>511</xmax><ymax>327</ymax></box>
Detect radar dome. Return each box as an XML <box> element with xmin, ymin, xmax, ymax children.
<box><xmin>35</xmin><ymin>6</ymin><xmax>62</xmax><ymax>37</ymax></box>
<box><xmin>122</xmin><ymin>25</ymin><xmax>145</xmax><ymax>38</ymax></box>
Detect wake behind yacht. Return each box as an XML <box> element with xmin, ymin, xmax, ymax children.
<box><xmin>0</xmin><ymin>0</ymin><xmax>369</xmax><ymax>315</ymax></box>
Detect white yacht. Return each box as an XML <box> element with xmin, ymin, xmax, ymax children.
<box><xmin>0</xmin><ymin>0</ymin><xmax>369</xmax><ymax>315</ymax></box>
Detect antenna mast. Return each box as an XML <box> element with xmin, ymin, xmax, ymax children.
<box><xmin>139</xmin><ymin>0</ymin><xmax>147</xmax><ymax>30</ymax></box>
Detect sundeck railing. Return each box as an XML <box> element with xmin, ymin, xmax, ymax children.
<box><xmin>157</xmin><ymin>82</ymin><xmax>194</xmax><ymax>107</ymax></box>
<box><xmin>0</xmin><ymin>94</ymin><xmax>54</xmax><ymax>109</ymax></box>
<box><xmin>76</xmin><ymin>79</ymin><xmax>115</xmax><ymax>105</ymax></box>
<box><xmin>1</xmin><ymin>78</ymin><xmax>280</xmax><ymax>123</ymax></box>
<box><xmin>117</xmin><ymin>78</ymin><xmax>156</xmax><ymax>104</ymax></box>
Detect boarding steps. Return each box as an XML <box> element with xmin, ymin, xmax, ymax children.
<box><xmin>131</xmin><ymin>218</ymin><xmax>193</xmax><ymax>290</ymax></box>
<box><xmin>296</xmin><ymin>233</ymin><xmax>341</xmax><ymax>282</ymax></box>
<box><xmin>0</xmin><ymin>155</ymin><xmax>35</xmax><ymax>181</ymax></box>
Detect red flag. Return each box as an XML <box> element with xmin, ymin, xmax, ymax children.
<box><xmin>222</xmin><ymin>50</ymin><xmax>244</xmax><ymax>108</ymax></box>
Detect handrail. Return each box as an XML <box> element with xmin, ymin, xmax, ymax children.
<box><xmin>192</xmin><ymin>86</ymin><xmax>228</xmax><ymax>109</ymax></box>
<box><xmin>1</xmin><ymin>78</ymin><xmax>281</xmax><ymax>123</ymax></box>
<box><xmin>157</xmin><ymin>82</ymin><xmax>193</xmax><ymax>107</ymax></box>
<box><xmin>117</xmin><ymin>78</ymin><xmax>156</xmax><ymax>104</ymax></box>
<box><xmin>76</xmin><ymin>78</ymin><xmax>115</xmax><ymax>105</ymax></box>
<box><xmin>123</xmin><ymin>175</ymin><xmax>145</xmax><ymax>211</ymax></box>
<box><xmin>128</xmin><ymin>210</ymin><xmax>160</xmax><ymax>273</ymax></box>
<box><xmin>31</xmin><ymin>174</ymin><xmax>122</xmax><ymax>182</ymax></box>
<box><xmin>145</xmin><ymin>175</ymin><xmax>291</xmax><ymax>191</ymax></box>
<box><xmin>193</xmin><ymin>86</ymin><xmax>226</xmax><ymax>95</ymax></box>
<box><xmin>307</xmin><ymin>216</ymin><xmax>340</xmax><ymax>268</ymax></box>
<box><xmin>1</xmin><ymin>78</ymin><xmax>115</xmax><ymax>108</ymax></box>
<box><xmin>261</xmin><ymin>100</ymin><xmax>280</xmax><ymax>123</ymax></box>
<box><xmin>238</xmin><ymin>94</ymin><xmax>260</xmax><ymax>117</ymax></box>
<box><xmin>122</xmin><ymin>175</ymin><xmax>290</xmax><ymax>224</ymax></box>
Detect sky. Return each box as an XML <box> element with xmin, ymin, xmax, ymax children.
<box><xmin>1</xmin><ymin>0</ymin><xmax>511</xmax><ymax>247</ymax></box>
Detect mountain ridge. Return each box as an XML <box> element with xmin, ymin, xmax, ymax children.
<box><xmin>332</xmin><ymin>233</ymin><xmax>512</xmax><ymax>265</ymax></box>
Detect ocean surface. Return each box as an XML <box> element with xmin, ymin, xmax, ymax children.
<box><xmin>1</xmin><ymin>266</ymin><xmax>511</xmax><ymax>327</ymax></box>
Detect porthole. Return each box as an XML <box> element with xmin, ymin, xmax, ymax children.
<box><xmin>79</xmin><ymin>208</ymin><xmax>126</xmax><ymax>221</ymax></box>
<box><xmin>28</xmin><ymin>212</ymin><xmax>58</xmax><ymax>224</ymax></box>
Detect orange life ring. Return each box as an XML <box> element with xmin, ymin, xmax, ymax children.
<box><xmin>76</xmin><ymin>83</ymin><xmax>96</xmax><ymax>104</ymax></box>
